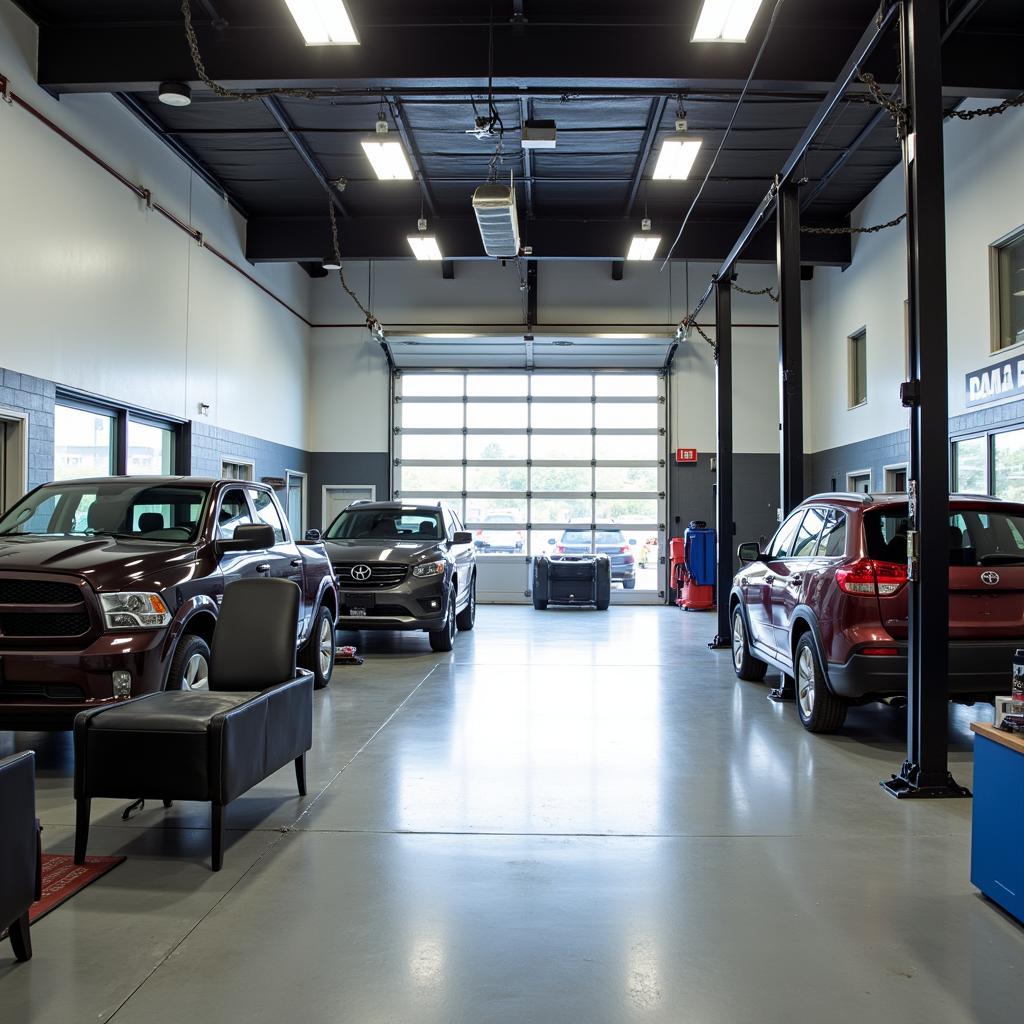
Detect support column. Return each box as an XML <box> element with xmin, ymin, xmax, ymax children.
<box><xmin>882</xmin><ymin>0</ymin><xmax>968</xmax><ymax>798</ymax></box>
<box><xmin>711</xmin><ymin>276</ymin><xmax>734</xmax><ymax>648</ymax></box>
<box><xmin>777</xmin><ymin>181</ymin><xmax>804</xmax><ymax>514</ymax></box>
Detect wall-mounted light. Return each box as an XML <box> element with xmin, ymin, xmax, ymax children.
<box><xmin>653</xmin><ymin>119</ymin><xmax>703</xmax><ymax>180</ymax></box>
<box><xmin>627</xmin><ymin>218</ymin><xmax>661</xmax><ymax>261</ymax></box>
<box><xmin>283</xmin><ymin>0</ymin><xmax>360</xmax><ymax>45</ymax></box>
<box><xmin>158</xmin><ymin>82</ymin><xmax>191</xmax><ymax>107</ymax></box>
<box><xmin>361</xmin><ymin>121</ymin><xmax>413</xmax><ymax>180</ymax></box>
<box><xmin>692</xmin><ymin>0</ymin><xmax>766</xmax><ymax>43</ymax></box>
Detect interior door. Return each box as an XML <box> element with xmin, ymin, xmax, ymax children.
<box><xmin>323</xmin><ymin>485</ymin><xmax>376</xmax><ymax>531</ymax></box>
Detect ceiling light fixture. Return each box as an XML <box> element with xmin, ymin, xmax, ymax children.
<box><xmin>158</xmin><ymin>81</ymin><xmax>191</xmax><ymax>107</ymax></box>
<box><xmin>283</xmin><ymin>0</ymin><xmax>360</xmax><ymax>45</ymax></box>
<box><xmin>627</xmin><ymin>218</ymin><xmax>661</xmax><ymax>262</ymax></box>
<box><xmin>408</xmin><ymin>236</ymin><xmax>443</xmax><ymax>261</ymax></box>
<box><xmin>692</xmin><ymin>0</ymin><xmax>765</xmax><ymax>42</ymax></box>
<box><xmin>361</xmin><ymin>120</ymin><xmax>413</xmax><ymax>181</ymax></box>
<box><xmin>322</xmin><ymin>256</ymin><xmax>342</xmax><ymax>271</ymax></box>
<box><xmin>653</xmin><ymin>119</ymin><xmax>703</xmax><ymax>180</ymax></box>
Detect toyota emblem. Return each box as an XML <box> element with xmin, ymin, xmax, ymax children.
<box><xmin>351</xmin><ymin>564</ymin><xmax>372</xmax><ymax>582</ymax></box>
<box><xmin>981</xmin><ymin>571</ymin><xmax>1000</xmax><ymax>586</ymax></box>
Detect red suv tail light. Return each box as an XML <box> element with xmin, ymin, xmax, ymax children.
<box><xmin>556</xmin><ymin>545</ymin><xmax>566</xmax><ymax>554</ymax></box>
<box><xmin>620</xmin><ymin>545</ymin><xmax>630</xmax><ymax>554</ymax></box>
<box><xmin>836</xmin><ymin>558</ymin><xmax>908</xmax><ymax>597</ymax></box>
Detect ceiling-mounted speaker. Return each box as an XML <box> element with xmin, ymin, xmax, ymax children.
<box><xmin>472</xmin><ymin>180</ymin><xmax>521</xmax><ymax>258</ymax></box>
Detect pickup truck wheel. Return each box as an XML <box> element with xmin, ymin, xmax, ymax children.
<box><xmin>429</xmin><ymin>594</ymin><xmax>456</xmax><ymax>653</ymax></box>
<box><xmin>300</xmin><ymin>606</ymin><xmax>336</xmax><ymax>690</ymax></box>
<box><xmin>455</xmin><ymin>575</ymin><xmax>476</xmax><ymax>631</ymax></box>
<box><xmin>794</xmin><ymin>634</ymin><xmax>847</xmax><ymax>733</ymax></box>
<box><xmin>732</xmin><ymin>610</ymin><xmax>767</xmax><ymax>682</ymax></box>
<box><xmin>167</xmin><ymin>634</ymin><xmax>211</xmax><ymax>691</ymax></box>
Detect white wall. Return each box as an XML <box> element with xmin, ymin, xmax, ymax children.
<box><xmin>0</xmin><ymin>0</ymin><xmax>311</xmax><ymax>450</ymax></box>
<box><xmin>804</xmin><ymin>101</ymin><xmax>1024</xmax><ymax>454</ymax></box>
<box><xmin>307</xmin><ymin>258</ymin><xmax>782</xmax><ymax>455</ymax></box>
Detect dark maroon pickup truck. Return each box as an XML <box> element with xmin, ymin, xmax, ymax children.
<box><xmin>0</xmin><ymin>477</ymin><xmax>339</xmax><ymax>729</ymax></box>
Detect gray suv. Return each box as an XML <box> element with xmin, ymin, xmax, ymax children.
<box><xmin>318</xmin><ymin>502</ymin><xmax>476</xmax><ymax>652</ymax></box>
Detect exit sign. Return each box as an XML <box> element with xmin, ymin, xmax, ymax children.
<box><xmin>676</xmin><ymin>448</ymin><xmax>698</xmax><ymax>464</ymax></box>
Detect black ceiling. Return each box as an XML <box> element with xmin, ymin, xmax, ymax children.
<box><xmin>13</xmin><ymin>0</ymin><xmax>1024</xmax><ymax>264</ymax></box>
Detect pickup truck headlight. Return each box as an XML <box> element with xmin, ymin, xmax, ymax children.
<box><xmin>412</xmin><ymin>560</ymin><xmax>446</xmax><ymax>578</ymax></box>
<box><xmin>100</xmin><ymin>592</ymin><xmax>172</xmax><ymax>630</ymax></box>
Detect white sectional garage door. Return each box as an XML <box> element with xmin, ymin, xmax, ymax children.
<box><xmin>394</xmin><ymin>372</ymin><xmax>667</xmax><ymax>604</ymax></box>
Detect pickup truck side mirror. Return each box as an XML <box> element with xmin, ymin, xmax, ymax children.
<box><xmin>304</xmin><ymin>528</ymin><xmax>322</xmax><ymax>542</ymax></box>
<box><xmin>216</xmin><ymin>523</ymin><xmax>275</xmax><ymax>557</ymax></box>
<box><xmin>737</xmin><ymin>541</ymin><xmax>762</xmax><ymax>564</ymax></box>
<box><xmin>452</xmin><ymin>531</ymin><xmax>473</xmax><ymax>546</ymax></box>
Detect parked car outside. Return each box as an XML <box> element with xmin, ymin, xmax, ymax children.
<box><xmin>0</xmin><ymin>477</ymin><xmax>339</xmax><ymax>729</ymax></box>
<box><xmin>319</xmin><ymin>501</ymin><xmax>476</xmax><ymax>651</ymax></box>
<box><xmin>729</xmin><ymin>491</ymin><xmax>1024</xmax><ymax>733</ymax></box>
<box><xmin>473</xmin><ymin>512</ymin><xmax>525</xmax><ymax>554</ymax></box>
<box><xmin>551</xmin><ymin>527</ymin><xmax>636</xmax><ymax>588</ymax></box>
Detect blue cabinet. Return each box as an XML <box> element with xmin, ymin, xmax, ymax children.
<box><xmin>971</xmin><ymin>723</ymin><xmax>1024</xmax><ymax>925</ymax></box>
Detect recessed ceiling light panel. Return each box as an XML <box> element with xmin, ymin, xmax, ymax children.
<box><xmin>283</xmin><ymin>0</ymin><xmax>360</xmax><ymax>45</ymax></box>
<box><xmin>627</xmin><ymin>235</ymin><xmax>662</xmax><ymax>261</ymax></box>
<box><xmin>361</xmin><ymin>140</ymin><xmax>414</xmax><ymax>180</ymax></box>
<box><xmin>692</xmin><ymin>0</ymin><xmax>765</xmax><ymax>42</ymax></box>
<box><xmin>652</xmin><ymin>137</ymin><xmax>703</xmax><ymax>180</ymax></box>
<box><xmin>407</xmin><ymin>235</ymin><xmax>444</xmax><ymax>261</ymax></box>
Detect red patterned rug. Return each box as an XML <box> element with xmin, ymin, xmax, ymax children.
<box><xmin>30</xmin><ymin>854</ymin><xmax>125</xmax><ymax>924</ymax></box>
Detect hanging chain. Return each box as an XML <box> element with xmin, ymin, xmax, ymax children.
<box><xmin>948</xmin><ymin>94</ymin><xmax>1024</xmax><ymax>120</ymax></box>
<box><xmin>857</xmin><ymin>70</ymin><xmax>909</xmax><ymax>137</ymax></box>
<box><xmin>734</xmin><ymin>283</ymin><xmax>779</xmax><ymax>303</ymax></box>
<box><xmin>680</xmin><ymin>314</ymin><xmax>715</xmax><ymax>351</ymax></box>
<box><xmin>801</xmin><ymin>213</ymin><xmax>907</xmax><ymax>235</ymax></box>
<box><xmin>327</xmin><ymin>197</ymin><xmax>382</xmax><ymax>335</ymax></box>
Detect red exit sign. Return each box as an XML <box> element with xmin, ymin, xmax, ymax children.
<box><xmin>676</xmin><ymin>448</ymin><xmax>698</xmax><ymax>464</ymax></box>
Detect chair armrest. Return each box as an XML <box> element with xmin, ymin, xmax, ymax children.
<box><xmin>73</xmin><ymin>694</ymin><xmax>164</xmax><ymax>799</ymax></box>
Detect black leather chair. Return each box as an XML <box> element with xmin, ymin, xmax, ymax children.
<box><xmin>73</xmin><ymin>579</ymin><xmax>314</xmax><ymax>871</ymax></box>
<box><xmin>0</xmin><ymin>751</ymin><xmax>40</xmax><ymax>962</ymax></box>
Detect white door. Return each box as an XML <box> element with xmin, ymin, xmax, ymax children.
<box><xmin>322</xmin><ymin>485</ymin><xmax>377</xmax><ymax>531</ymax></box>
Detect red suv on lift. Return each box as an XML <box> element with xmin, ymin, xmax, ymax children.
<box><xmin>729</xmin><ymin>492</ymin><xmax>1024</xmax><ymax>733</ymax></box>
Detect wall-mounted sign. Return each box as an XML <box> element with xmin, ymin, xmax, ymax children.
<box><xmin>261</xmin><ymin>476</ymin><xmax>286</xmax><ymax>489</ymax></box>
<box><xmin>966</xmin><ymin>354</ymin><xmax>1024</xmax><ymax>407</ymax></box>
<box><xmin>676</xmin><ymin>448</ymin><xmax>698</xmax><ymax>464</ymax></box>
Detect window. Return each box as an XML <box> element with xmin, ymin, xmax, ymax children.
<box><xmin>326</xmin><ymin>507</ymin><xmax>443</xmax><ymax>541</ymax></box>
<box><xmin>848</xmin><ymin>471</ymin><xmax>871</xmax><ymax>494</ymax></box>
<box><xmin>993</xmin><ymin>428</ymin><xmax>1024</xmax><ymax>503</ymax></box>
<box><xmin>766</xmin><ymin>512</ymin><xmax>804</xmax><ymax>559</ymax></box>
<box><xmin>217</xmin><ymin>488</ymin><xmax>253</xmax><ymax>539</ymax></box>
<box><xmin>817</xmin><ymin>510</ymin><xmax>847</xmax><ymax>557</ymax></box>
<box><xmin>953</xmin><ymin>436</ymin><xmax>988</xmax><ymax>494</ymax></box>
<box><xmin>992</xmin><ymin>228</ymin><xmax>1024</xmax><ymax>350</ymax></box>
<box><xmin>848</xmin><ymin>328</ymin><xmax>867</xmax><ymax>407</ymax></box>
<box><xmin>791</xmin><ymin>507</ymin><xmax>827</xmax><ymax>557</ymax></box>
<box><xmin>222</xmin><ymin>460</ymin><xmax>254</xmax><ymax>482</ymax></box>
<box><xmin>55</xmin><ymin>404</ymin><xmax>114</xmax><ymax>479</ymax></box>
<box><xmin>249</xmin><ymin>488</ymin><xmax>286</xmax><ymax>543</ymax></box>
<box><xmin>884</xmin><ymin>466</ymin><xmax>908</xmax><ymax>492</ymax></box>
<box><xmin>127</xmin><ymin>420</ymin><xmax>174</xmax><ymax>475</ymax></box>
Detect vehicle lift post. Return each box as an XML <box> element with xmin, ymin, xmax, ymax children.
<box><xmin>881</xmin><ymin>0</ymin><xmax>968</xmax><ymax>798</ymax></box>
<box><xmin>710</xmin><ymin>275</ymin><xmax>734</xmax><ymax>649</ymax></box>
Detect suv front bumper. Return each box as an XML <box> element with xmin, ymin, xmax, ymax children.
<box><xmin>336</xmin><ymin>577</ymin><xmax>448</xmax><ymax>632</ymax></box>
<box><xmin>828</xmin><ymin>639</ymin><xmax>1016</xmax><ymax>703</ymax></box>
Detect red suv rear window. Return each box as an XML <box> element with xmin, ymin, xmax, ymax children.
<box><xmin>864</xmin><ymin>506</ymin><xmax>1024</xmax><ymax>567</ymax></box>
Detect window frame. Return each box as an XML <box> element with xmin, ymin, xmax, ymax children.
<box><xmin>846</xmin><ymin>469</ymin><xmax>872</xmax><ymax>495</ymax></box>
<box><xmin>221</xmin><ymin>458</ymin><xmax>255</xmax><ymax>482</ymax></box>
<box><xmin>989</xmin><ymin>224</ymin><xmax>1024</xmax><ymax>353</ymax></box>
<box><xmin>55</xmin><ymin>390</ymin><xmax>185</xmax><ymax>479</ymax></box>
<box><xmin>847</xmin><ymin>327</ymin><xmax>868</xmax><ymax>409</ymax></box>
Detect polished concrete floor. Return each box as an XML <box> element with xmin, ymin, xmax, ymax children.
<box><xmin>2</xmin><ymin>606</ymin><xmax>1023</xmax><ymax>1023</ymax></box>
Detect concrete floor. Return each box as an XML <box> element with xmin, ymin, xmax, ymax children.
<box><xmin>1</xmin><ymin>605</ymin><xmax>1022</xmax><ymax>1023</ymax></box>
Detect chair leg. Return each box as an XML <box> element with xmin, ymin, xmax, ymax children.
<box><xmin>162</xmin><ymin>799</ymin><xmax>173</xmax><ymax>808</ymax></box>
<box><xmin>9</xmin><ymin>911</ymin><xmax>32</xmax><ymax>962</ymax></box>
<box><xmin>74</xmin><ymin>797</ymin><xmax>91</xmax><ymax>865</ymax></box>
<box><xmin>211</xmin><ymin>804</ymin><xmax>224</xmax><ymax>872</ymax></box>
<box><xmin>295</xmin><ymin>752</ymin><xmax>307</xmax><ymax>797</ymax></box>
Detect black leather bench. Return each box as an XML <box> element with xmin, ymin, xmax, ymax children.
<box><xmin>73</xmin><ymin>579</ymin><xmax>314</xmax><ymax>871</ymax></box>
<box><xmin>0</xmin><ymin>750</ymin><xmax>40</xmax><ymax>962</ymax></box>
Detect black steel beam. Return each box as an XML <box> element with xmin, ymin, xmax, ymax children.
<box><xmin>625</xmin><ymin>96</ymin><xmax>668</xmax><ymax>218</ymax></box>
<box><xmin>882</xmin><ymin>0</ymin><xmax>969</xmax><ymax>800</ymax></box>
<box><xmin>711</xmin><ymin>277</ymin><xmax>734</xmax><ymax>649</ymax></box>
<box><xmin>942</xmin><ymin>0</ymin><xmax>990</xmax><ymax>41</ymax></box>
<box><xmin>777</xmin><ymin>182</ymin><xmax>804</xmax><ymax>514</ymax></box>
<box><xmin>685</xmin><ymin>2</ymin><xmax>901</xmax><ymax>325</ymax></box>
<box><xmin>260</xmin><ymin>95</ymin><xmax>349</xmax><ymax>218</ymax></box>
<box><xmin>387</xmin><ymin>97</ymin><xmax>437</xmax><ymax>220</ymax></box>
<box><xmin>519</xmin><ymin>97</ymin><xmax>535</xmax><ymax>220</ymax></box>
<box><xmin>33</xmin><ymin>15</ymin><xmax>1022</xmax><ymax>97</ymax></box>
<box><xmin>800</xmin><ymin>106</ymin><xmax>888</xmax><ymax>212</ymax></box>
<box><xmin>245</xmin><ymin>215</ymin><xmax>851</xmax><ymax>265</ymax></box>
<box><xmin>526</xmin><ymin>261</ymin><xmax>538</xmax><ymax>327</ymax></box>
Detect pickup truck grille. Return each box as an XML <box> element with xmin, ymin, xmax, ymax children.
<box><xmin>0</xmin><ymin>574</ymin><xmax>92</xmax><ymax>640</ymax></box>
<box><xmin>334</xmin><ymin>562</ymin><xmax>409</xmax><ymax>589</ymax></box>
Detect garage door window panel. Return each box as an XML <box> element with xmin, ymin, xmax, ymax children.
<box><xmin>466</xmin><ymin>435</ymin><xmax>528</xmax><ymax>460</ymax></box>
<box><xmin>595</xmin><ymin>403</ymin><xmax>659</xmax><ymax>430</ymax></box>
<box><xmin>400</xmin><ymin>466</ymin><xmax>464</xmax><ymax>493</ymax></box>
<box><xmin>531</xmin><ymin>403</ymin><xmax>593</xmax><ymax>430</ymax></box>
<box><xmin>466</xmin><ymin>497</ymin><xmax>528</xmax><ymax>521</ymax></box>
<box><xmin>466</xmin><ymin>466</ymin><xmax>528</xmax><ymax>492</ymax></box>
<box><xmin>466</xmin><ymin>375</ymin><xmax>528</xmax><ymax>397</ymax></box>
<box><xmin>402</xmin><ymin>402</ymin><xmax>464</xmax><ymax>429</ymax></box>
<box><xmin>532</xmin><ymin>496</ymin><xmax>592</xmax><ymax>524</ymax></box>
<box><xmin>402</xmin><ymin>434</ymin><xmax>464</xmax><ymax>461</ymax></box>
<box><xmin>531</xmin><ymin>434</ymin><xmax>593</xmax><ymax>461</ymax></box>
<box><xmin>595</xmin><ymin>375</ymin><xmax>659</xmax><ymax>397</ymax></box>
<box><xmin>402</xmin><ymin>374</ymin><xmax>463</xmax><ymax>397</ymax></box>
<box><xmin>532</xmin><ymin>466</ymin><xmax>592</xmax><ymax>492</ymax></box>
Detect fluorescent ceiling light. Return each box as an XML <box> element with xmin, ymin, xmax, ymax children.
<box><xmin>692</xmin><ymin>0</ymin><xmax>765</xmax><ymax>42</ymax></box>
<box><xmin>361</xmin><ymin>139</ymin><xmax>414</xmax><ymax>180</ymax></box>
<box><xmin>652</xmin><ymin>137</ymin><xmax>703</xmax><ymax>180</ymax></box>
<box><xmin>283</xmin><ymin>0</ymin><xmax>360</xmax><ymax>45</ymax></box>
<box><xmin>407</xmin><ymin>235</ymin><xmax>444</xmax><ymax>261</ymax></box>
<box><xmin>627</xmin><ymin>235</ymin><xmax>662</xmax><ymax>261</ymax></box>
